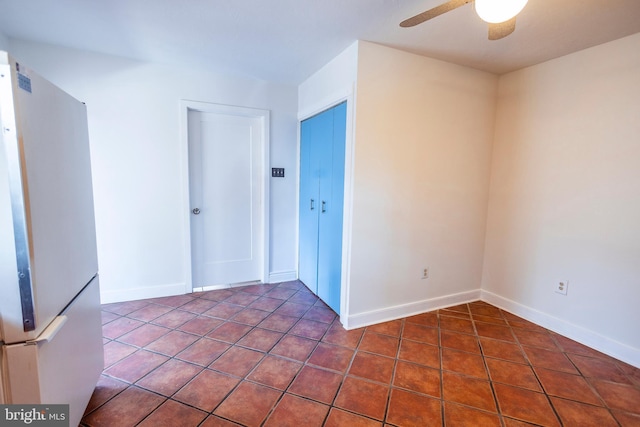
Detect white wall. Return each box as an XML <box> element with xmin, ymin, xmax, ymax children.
<box><xmin>8</xmin><ymin>40</ymin><xmax>299</xmax><ymax>303</ymax></box>
<box><xmin>298</xmin><ymin>42</ymin><xmax>359</xmax><ymax>321</ymax></box>
<box><xmin>347</xmin><ymin>42</ymin><xmax>498</xmax><ymax>327</ymax></box>
<box><xmin>298</xmin><ymin>42</ymin><xmax>358</xmax><ymax>117</ymax></box>
<box><xmin>482</xmin><ymin>33</ymin><xmax>640</xmax><ymax>366</ymax></box>
<box><xmin>0</xmin><ymin>32</ymin><xmax>8</xmax><ymax>51</ymax></box>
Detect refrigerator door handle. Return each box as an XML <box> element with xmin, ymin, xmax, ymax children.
<box><xmin>26</xmin><ymin>315</ymin><xmax>68</xmax><ymax>344</ymax></box>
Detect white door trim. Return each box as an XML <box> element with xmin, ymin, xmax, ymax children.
<box><xmin>296</xmin><ymin>86</ymin><xmax>355</xmax><ymax>325</ymax></box>
<box><xmin>179</xmin><ymin>100</ymin><xmax>270</xmax><ymax>292</ymax></box>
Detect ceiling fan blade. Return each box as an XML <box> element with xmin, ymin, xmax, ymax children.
<box><xmin>488</xmin><ymin>17</ymin><xmax>517</xmax><ymax>40</ymax></box>
<box><xmin>400</xmin><ymin>0</ymin><xmax>473</xmax><ymax>27</ymax></box>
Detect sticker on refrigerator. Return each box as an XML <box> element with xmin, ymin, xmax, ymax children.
<box><xmin>18</xmin><ymin>73</ymin><xmax>32</xmax><ymax>93</ymax></box>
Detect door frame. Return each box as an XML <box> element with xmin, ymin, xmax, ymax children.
<box><xmin>297</xmin><ymin>88</ymin><xmax>355</xmax><ymax>324</ymax></box>
<box><xmin>179</xmin><ymin>100</ymin><xmax>270</xmax><ymax>292</ymax></box>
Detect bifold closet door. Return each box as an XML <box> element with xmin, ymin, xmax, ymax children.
<box><xmin>316</xmin><ymin>102</ymin><xmax>346</xmax><ymax>313</ymax></box>
<box><xmin>298</xmin><ymin>109</ymin><xmax>331</xmax><ymax>294</ymax></box>
<box><xmin>298</xmin><ymin>102</ymin><xmax>346</xmax><ymax>314</ymax></box>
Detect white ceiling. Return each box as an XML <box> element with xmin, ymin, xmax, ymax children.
<box><xmin>1</xmin><ymin>0</ymin><xmax>639</xmax><ymax>84</ymax></box>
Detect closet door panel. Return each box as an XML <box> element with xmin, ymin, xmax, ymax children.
<box><xmin>298</xmin><ymin>118</ymin><xmax>320</xmax><ymax>293</ymax></box>
<box><xmin>317</xmin><ymin>102</ymin><xmax>347</xmax><ymax>313</ymax></box>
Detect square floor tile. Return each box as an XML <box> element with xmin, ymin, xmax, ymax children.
<box><xmin>289</xmin><ymin>318</ymin><xmax>330</xmax><ymax>340</ymax></box>
<box><xmin>442</xmin><ymin>347</ymin><xmax>488</xmax><ymax>379</ymax></box>
<box><xmin>358</xmin><ymin>331</ymin><xmax>399</xmax><ymax>357</ymax></box>
<box><xmin>589</xmin><ymin>379</ymin><xmax>640</xmax><ymax>414</ymax></box>
<box><xmin>102</xmin><ymin>317</ymin><xmax>145</xmax><ymax>340</ymax></box>
<box><xmin>512</xmin><ymin>328</ymin><xmax>559</xmax><ymax>351</ymax></box>
<box><xmin>231</xmin><ymin>308</ymin><xmax>270</xmax><ymax>326</ymax></box>
<box><xmin>486</xmin><ymin>358</ymin><xmax>542</xmax><ymax>391</ymax></box>
<box><xmin>522</xmin><ymin>345</ymin><xmax>579</xmax><ymax>374</ymax></box>
<box><xmin>206</xmin><ymin>322</ymin><xmax>252</xmax><ymax>343</ymax></box>
<box><xmin>103</xmin><ymin>341</ymin><xmax>137</xmax><ymax>368</ymax></box>
<box><xmin>203</xmin><ymin>302</ymin><xmax>244</xmax><ymax>319</ymax></box>
<box><xmin>137</xmin><ymin>399</ymin><xmax>207</xmax><ymax>427</ymax></box>
<box><xmin>177</xmin><ymin>316</ymin><xmax>223</xmax><ymax>336</ymax></box>
<box><xmin>348</xmin><ymin>351</ymin><xmax>395</xmax><ymax>384</ymax></box>
<box><xmin>175</xmin><ymin>338</ymin><xmax>230</xmax><ymax>366</ymax></box>
<box><xmin>444</xmin><ymin>402</ymin><xmax>501</xmax><ymax>427</ymax></box>
<box><xmin>209</xmin><ymin>346</ymin><xmax>264</xmax><ymax>377</ymax></box>
<box><xmin>258</xmin><ymin>313</ymin><xmax>299</xmax><ymax>332</ymax></box>
<box><xmin>475</xmin><ymin>322</ymin><xmax>516</xmax><ymax>342</ymax></box>
<box><xmin>440</xmin><ymin>330</ymin><xmax>481</xmax><ymax>354</ymax></box>
<box><xmin>366</xmin><ymin>319</ymin><xmax>402</xmax><ymax>337</ymax></box>
<box><xmin>117</xmin><ymin>323</ymin><xmax>170</xmax><ymax>347</ymax></box>
<box><xmin>236</xmin><ymin>328</ymin><xmax>283</xmax><ymax>352</ymax></box>
<box><xmin>104</xmin><ymin>350</ymin><xmax>169</xmax><ymax>383</ymax></box>
<box><xmin>393</xmin><ymin>360</ymin><xmax>441</xmax><ymax>398</ymax></box>
<box><xmin>307</xmin><ymin>342</ymin><xmax>354</xmax><ymax>372</ymax></box>
<box><xmin>83</xmin><ymin>386</ymin><xmax>164</xmax><ymax>427</ymax></box>
<box><xmin>127</xmin><ymin>304</ymin><xmax>173</xmax><ymax>322</ymax></box>
<box><xmin>493</xmin><ymin>383</ymin><xmax>560</xmax><ymax>426</ymax></box>
<box><xmin>402</xmin><ymin>322</ymin><xmax>439</xmax><ymax>345</ymax></box>
<box><xmin>263</xmin><ymin>393</ymin><xmax>329</xmax><ymax>427</ymax></box>
<box><xmin>535</xmin><ymin>367</ymin><xmax>603</xmax><ymax>404</ymax></box>
<box><xmin>321</xmin><ymin>322</ymin><xmax>364</xmax><ymax>348</ymax></box>
<box><xmin>303</xmin><ymin>306</ymin><xmax>337</xmax><ymax>323</ymax></box>
<box><xmin>247</xmin><ymin>355</ymin><xmax>302</xmax><ymax>390</ymax></box>
<box><xmin>324</xmin><ymin>408</ymin><xmax>382</xmax><ymax>426</ymax></box>
<box><xmin>179</xmin><ymin>298</ymin><xmax>219</xmax><ymax>314</ymax></box>
<box><xmin>270</xmin><ymin>335</ymin><xmax>317</xmax><ymax>361</ymax></box>
<box><xmin>551</xmin><ymin>397</ymin><xmax>619</xmax><ymax>427</ymax></box>
<box><xmin>479</xmin><ymin>337</ymin><xmax>527</xmax><ymax>364</ymax></box>
<box><xmin>144</xmin><ymin>330</ymin><xmax>199</xmax><ymax>356</ymax></box>
<box><xmin>386</xmin><ymin>388</ymin><xmax>441</xmax><ymax>427</ymax></box>
<box><xmin>136</xmin><ymin>358</ymin><xmax>202</xmax><ymax>396</ymax></box>
<box><xmin>334</xmin><ymin>377</ymin><xmax>389</xmax><ymax>421</ymax></box>
<box><xmin>248</xmin><ymin>296</ymin><xmax>285</xmax><ymax>312</ymax></box>
<box><xmin>274</xmin><ymin>301</ymin><xmax>311</xmax><ymax>317</ymax></box>
<box><xmin>173</xmin><ymin>369</ymin><xmax>240</xmax><ymax>412</ymax></box>
<box><xmin>442</xmin><ymin>371</ymin><xmax>496</xmax><ymax>412</ymax></box>
<box><xmin>84</xmin><ymin>375</ymin><xmax>128</xmax><ymax>415</ymax></box>
<box><xmin>398</xmin><ymin>339</ymin><xmax>440</xmax><ymax>368</ymax></box>
<box><xmin>568</xmin><ymin>353</ymin><xmax>631</xmax><ymax>384</ymax></box>
<box><xmin>287</xmin><ymin>365</ymin><xmax>343</xmax><ymax>404</ymax></box>
<box><xmin>214</xmin><ymin>381</ymin><xmax>282</xmax><ymax>427</ymax></box>
<box><xmin>150</xmin><ymin>309</ymin><xmax>197</xmax><ymax>329</ymax></box>
<box><xmin>405</xmin><ymin>312</ymin><xmax>438</xmax><ymax>328</ymax></box>
<box><xmin>439</xmin><ymin>315</ymin><xmax>475</xmax><ymax>334</ymax></box>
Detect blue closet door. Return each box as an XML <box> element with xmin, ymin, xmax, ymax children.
<box><xmin>298</xmin><ymin>102</ymin><xmax>346</xmax><ymax>314</ymax></box>
<box><xmin>298</xmin><ymin>108</ymin><xmax>331</xmax><ymax>294</ymax></box>
<box><xmin>317</xmin><ymin>102</ymin><xmax>346</xmax><ymax>313</ymax></box>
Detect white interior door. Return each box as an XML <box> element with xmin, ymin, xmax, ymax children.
<box><xmin>188</xmin><ymin>109</ymin><xmax>264</xmax><ymax>288</ymax></box>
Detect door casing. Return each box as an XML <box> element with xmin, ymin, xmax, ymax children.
<box><xmin>180</xmin><ymin>100</ymin><xmax>270</xmax><ymax>292</ymax></box>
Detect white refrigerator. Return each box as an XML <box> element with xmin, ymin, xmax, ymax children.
<box><xmin>0</xmin><ymin>52</ymin><xmax>103</xmax><ymax>426</ymax></box>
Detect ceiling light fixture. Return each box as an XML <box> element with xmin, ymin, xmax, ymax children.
<box><xmin>475</xmin><ymin>0</ymin><xmax>529</xmax><ymax>23</ymax></box>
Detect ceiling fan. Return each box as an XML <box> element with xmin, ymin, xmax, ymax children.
<box><xmin>400</xmin><ymin>0</ymin><xmax>529</xmax><ymax>40</ymax></box>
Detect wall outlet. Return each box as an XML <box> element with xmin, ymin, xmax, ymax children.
<box><xmin>422</xmin><ymin>268</ymin><xmax>429</xmax><ymax>280</ymax></box>
<box><xmin>555</xmin><ymin>280</ymin><xmax>569</xmax><ymax>295</ymax></box>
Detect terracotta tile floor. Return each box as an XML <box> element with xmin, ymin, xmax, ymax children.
<box><xmin>82</xmin><ymin>281</ymin><xmax>640</xmax><ymax>426</ymax></box>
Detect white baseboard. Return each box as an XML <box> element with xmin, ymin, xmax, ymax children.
<box><xmin>344</xmin><ymin>289</ymin><xmax>482</xmax><ymax>330</ymax></box>
<box><xmin>268</xmin><ymin>270</ymin><xmax>298</xmax><ymax>283</ymax></box>
<box><xmin>481</xmin><ymin>290</ymin><xmax>640</xmax><ymax>368</ymax></box>
<box><xmin>100</xmin><ymin>282</ymin><xmax>188</xmax><ymax>304</ymax></box>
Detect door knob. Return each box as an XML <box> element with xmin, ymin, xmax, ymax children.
<box><xmin>310</xmin><ymin>199</ymin><xmax>315</xmax><ymax>210</ymax></box>
<box><xmin>321</xmin><ymin>201</ymin><xmax>327</xmax><ymax>213</ymax></box>
<box><xmin>192</xmin><ymin>208</ymin><xmax>200</xmax><ymax>215</ymax></box>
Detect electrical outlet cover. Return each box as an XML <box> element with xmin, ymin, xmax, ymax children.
<box><xmin>555</xmin><ymin>280</ymin><xmax>569</xmax><ymax>295</ymax></box>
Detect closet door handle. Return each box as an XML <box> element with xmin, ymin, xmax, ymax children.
<box><xmin>321</xmin><ymin>200</ymin><xmax>327</xmax><ymax>213</ymax></box>
<box><xmin>310</xmin><ymin>199</ymin><xmax>315</xmax><ymax>210</ymax></box>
